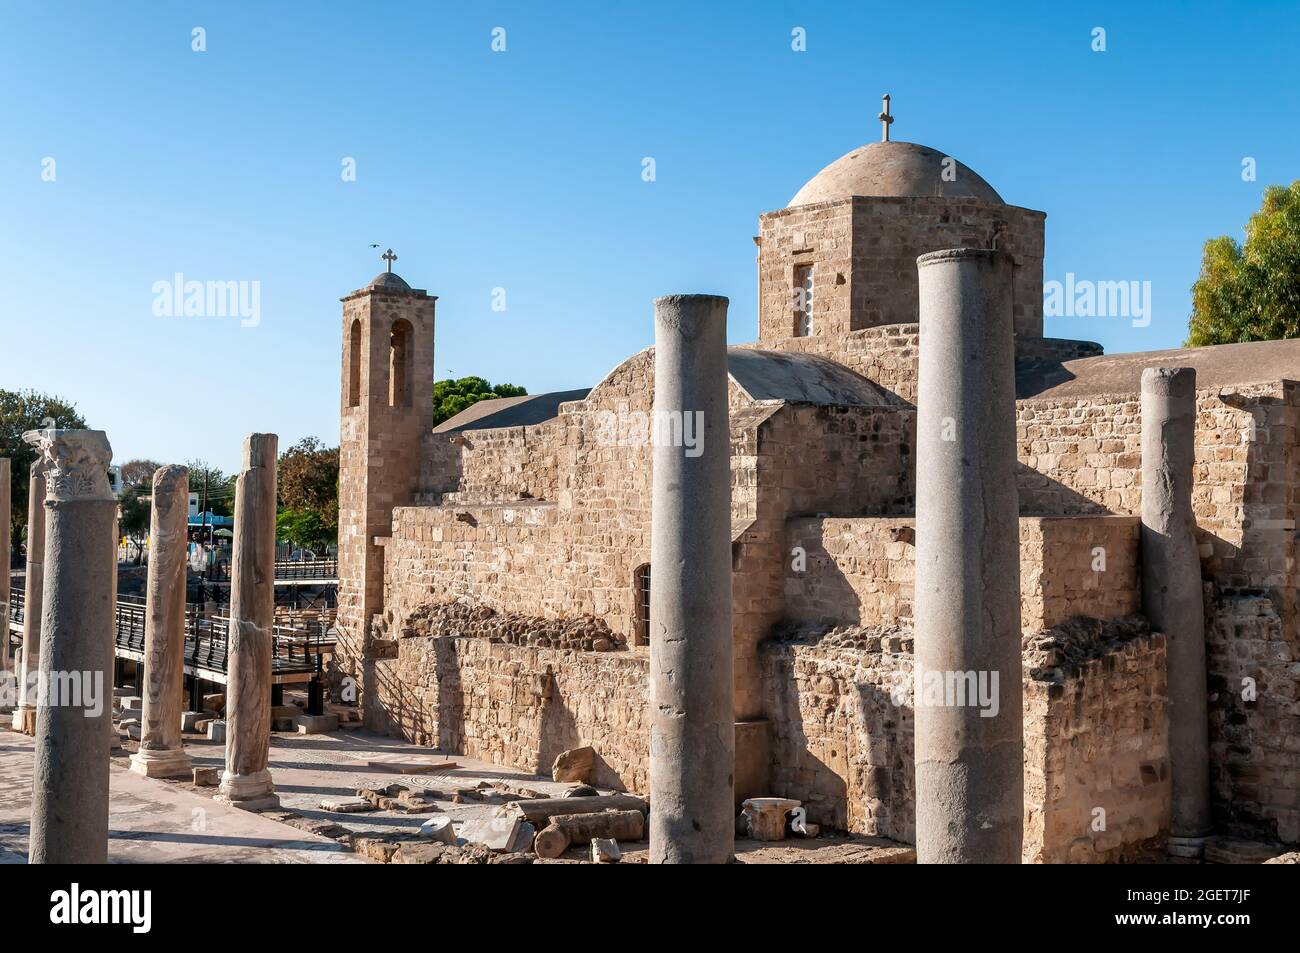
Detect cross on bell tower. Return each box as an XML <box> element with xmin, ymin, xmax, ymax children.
<box><xmin>878</xmin><ymin>93</ymin><xmax>894</xmax><ymax>142</ymax></box>
<box><xmin>382</xmin><ymin>248</ymin><xmax>397</xmax><ymax>273</ymax></box>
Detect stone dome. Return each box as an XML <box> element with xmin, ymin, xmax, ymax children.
<box><xmin>368</xmin><ymin>271</ymin><xmax>411</xmax><ymax>292</ymax></box>
<box><xmin>788</xmin><ymin>140</ymin><xmax>1003</xmax><ymax>207</ymax></box>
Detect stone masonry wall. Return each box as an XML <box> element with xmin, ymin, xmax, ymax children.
<box><xmin>784</xmin><ymin>515</ymin><xmax>1140</xmax><ymax>631</ymax></box>
<box><xmin>369</xmin><ymin>634</ymin><xmax>649</xmax><ymax>793</ymax></box>
<box><xmin>419</xmin><ymin>421</ymin><xmax>565</xmax><ymax>505</ymax></box>
<box><xmin>757</xmin><ymin>197</ymin><xmax>1045</xmax><ymax>341</ymax></box>
<box><xmin>1016</xmin><ymin>381</ymin><xmax>1300</xmax><ymax>843</ymax></box>
<box><xmin>760</xmin><ymin>620</ymin><xmax>1168</xmax><ymax>861</ymax></box>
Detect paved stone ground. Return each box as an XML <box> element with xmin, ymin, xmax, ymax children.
<box><xmin>3</xmin><ymin>717</ymin><xmax>915</xmax><ymax>864</ymax></box>
<box><xmin>0</xmin><ymin>727</ymin><xmax>363</xmax><ymax>864</ymax></box>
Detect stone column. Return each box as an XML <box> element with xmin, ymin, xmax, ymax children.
<box><xmin>648</xmin><ymin>294</ymin><xmax>734</xmax><ymax>864</ymax></box>
<box><xmin>913</xmin><ymin>249</ymin><xmax>1024</xmax><ymax>864</ymax></box>
<box><xmin>12</xmin><ymin>459</ymin><xmax>48</xmax><ymax>733</ymax></box>
<box><xmin>26</xmin><ymin>430</ymin><xmax>116</xmax><ymax>865</ymax></box>
<box><xmin>0</xmin><ymin>458</ymin><xmax>10</xmax><ymax>685</ymax></box>
<box><xmin>1140</xmin><ymin>366</ymin><xmax>1211</xmax><ymax>857</ymax></box>
<box><xmin>217</xmin><ymin>434</ymin><xmax>280</xmax><ymax>811</ymax></box>
<box><xmin>129</xmin><ymin>465</ymin><xmax>193</xmax><ymax>778</ymax></box>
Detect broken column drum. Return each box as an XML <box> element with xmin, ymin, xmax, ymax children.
<box><xmin>648</xmin><ymin>293</ymin><xmax>735</xmax><ymax>865</ymax></box>
<box><xmin>217</xmin><ymin>433</ymin><xmax>280</xmax><ymax>810</ymax></box>
<box><xmin>913</xmin><ymin>249</ymin><xmax>1024</xmax><ymax>865</ymax></box>
<box><xmin>129</xmin><ymin>465</ymin><xmax>193</xmax><ymax>779</ymax></box>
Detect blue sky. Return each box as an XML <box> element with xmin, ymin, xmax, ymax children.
<box><xmin>1</xmin><ymin>1</ymin><xmax>1297</xmax><ymax>472</ymax></box>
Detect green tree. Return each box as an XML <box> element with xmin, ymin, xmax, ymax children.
<box><xmin>432</xmin><ymin>376</ymin><xmax>527</xmax><ymax>427</ymax></box>
<box><xmin>186</xmin><ymin>459</ymin><xmax>234</xmax><ymax>518</ymax></box>
<box><xmin>276</xmin><ymin>508</ymin><xmax>334</xmax><ymax>556</ymax></box>
<box><xmin>119</xmin><ymin>484</ymin><xmax>151</xmax><ymax>564</ymax></box>
<box><xmin>277</xmin><ymin>437</ymin><xmax>340</xmax><ymax>552</ymax></box>
<box><xmin>119</xmin><ymin>458</ymin><xmax>162</xmax><ymax>490</ymax></box>
<box><xmin>278</xmin><ymin>437</ymin><xmax>339</xmax><ymax>526</ymax></box>
<box><xmin>0</xmin><ymin>389</ymin><xmax>88</xmax><ymax>554</ymax></box>
<box><xmin>1187</xmin><ymin>181</ymin><xmax>1300</xmax><ymax>347</ymax></box>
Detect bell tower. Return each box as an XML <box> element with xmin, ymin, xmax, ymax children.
<box><xmin>336</xmin><ymin>254</ymin><xmax>435</xmax><ymax>691</ymax></box>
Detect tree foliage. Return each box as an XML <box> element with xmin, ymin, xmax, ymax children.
<box><xmin>278</xmin><ymin>437</ymin><xmax>339</xmax><ymax>521</ymax></box>
<box><xmin>119</xmin><ymin>458</ymin><xmax>162</xmax><ymax>490</ymax></box>
<box><xmin>1187</xmin><ymin>181</ymin><xmax>1300</xmax><ymax>347</ymax></box>
<box><xmin>276</xmin><ymin>507</ymin><xmax>334</xmax><ymax>555</ymax></box>
<box><xmin>185</xmin><ymin>459</ymin><xmax>234</xmax><ymax>518</ymax></box>
<box><xmin>118</xmin><ymin>484</ymin><xmax>151</xmax><ymax>563</ymax></box>
<box><xmin>432</xmin><ymin>376</ymin><xmax>527</xmax><ymax>427</ymax></box>
<box><xmin>277</xmin><ymin>437</ymin><xmax>339</xmax><ymax>551</ymax></box>
<box><xmin>0</xmin><ymin>389</ymin><xmax>88</xmax><ymax>551</ymax></box>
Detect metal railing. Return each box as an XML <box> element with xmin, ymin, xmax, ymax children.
<box><xmin>204</xmin><ymin>558</ymin><xmax>338</xmax><ymax>582</ymax></box>
<box><xmin>9</xmin><ymin>587</ymin><xmax>334</xmax><ymax>681</ymax></box>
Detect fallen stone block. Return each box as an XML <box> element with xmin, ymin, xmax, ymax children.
<box><xmin>551</xmin><ymin>745</ymin><xmax>596</xmax><ymax>783</ymax></box>
<box><xmin>563</xmin><ymin>784</ymin><xmax>599</xmax><ymax>798</ymax></box>
<box><xmin>206</xmin><ymin>720</ymin><xmax>226</xmax><ymax>743</ymax></box>
<box><xmin>419</xmin><ymin>815</ymin><xmax>457</xmax><ymax>844</ymax></box>
<box><xmin>508</xmin><ymin>821</ymin><xmax>536</xmax><ymax>854</ymax></box>
<box><xmin>321</xmin><ymin>795</ymin><xmax>375</xmax><ymax>814</ymax></box>
<box><xmin>294</xmin><ymin>713</ymin><xmax>339</xmax><ymax>734</ymax></box>
<box><xmin>121</xmin><ymin>695</ymin><xmax>143</xmax><ymax>712</ymax></box>
<box><xmin>126</xmin><ymin>724</ymin><xmax>141</xmax><ymax>741</ymax></box>
<box><xmin>505</xmin><ymin>794</ymin><xmax>647</xmax><ymax>827</ymax></box>
<box><xmin>353</xmin><ymin>753</ymin><xmax>457</xmax><ymax>773</ymax></box>
<box><xmin>459</xmin><ymin>815</ymin><xmax>525</xmax><ymax>853</ymax></box>
<box><xmin>192</xmin><ymin>766</ymin><xmax>221</xmax><ymax>787</ymax></box>
<box><xmin>355</xmin><ymin>838</ymin><xmax>402</xmax><ymax>863</ymax></box>
<box><xmin>534</xmin><ymin>810</ymin><xmax>645</xmax><ymax>859</ymax></box>
<box><xmin>180</xmin><ymin>711</ymin><xmax>206</xmax><ymax>732</ymax></box>
<box><xmin>202</xmin><ymin>693</ymin><xmax>225</xmax><ymax>715</ymax></box>
<box><xmin>590</xmin><ymin>838</ymin><xmax>621</xmax><ymax>863</ymax></box>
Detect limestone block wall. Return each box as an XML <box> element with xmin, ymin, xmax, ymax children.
<box><xmin>419</xmin><ymin>421</ymin><xmax>565</xmax><ymax>505</ymax></box>
<box><xmin>1023</xmin><ymin>625</ymin><xmax>1171</xmax><ymax>863</ymax></box>
<box><xmin>757</xmin><ymin>197</ymin><xmax>1045</xmax><ymax>341</ymax></box>
<box><xmin>1016</xmin><ymin>380</ymin><xmax>1300</xmax><ymax>843</ymax></box>
<box><xmin>1207</xmin><ymin>593</ymin><xmax>1300</xmax><ymax>843</ymax></box>
<box><xmin>760</xmin><ymin>622</ymin><xmax>1170</xmax><ymax>861</ymax></box>
<box><xmin>369</xmin><ymin>635</ymin><xmax>650</xmax><ymax>793</ymax></box>
<box><xmin>783</xmin><ymin>515</ymin><xmax>1140</xmax><ymax>631</ymax></box>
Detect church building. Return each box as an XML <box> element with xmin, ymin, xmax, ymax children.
<box><xmin>333</xmin><ymin>105</ymin><xmax>1300</xmax><ymax>861</ymax></box>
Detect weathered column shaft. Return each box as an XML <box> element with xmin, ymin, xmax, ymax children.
<box><xmin>12</xmin><ymin>459</ymin><xmax>48</xmax><ymax>731</ymax></box>
<box><xmin>913</xmin><ymin>248</ymin><xmax>1024</xmax><ymax>864</ymax></box>
<box><xmin>130</xmin><ymin>465</ymin><xmax>193</xmax><ymax>778</ymax></box>
<box><xmin>27</xmin><ymin>430</ymin><xmax>116</xmax><ymax>865</ymax></box>
<box><xmin>0</xmin><ymin>457</ymin><xmax>10</xmax><ymax>680</ymax></box>
<box><xmin>1140</xmin><ymin>366</ymin><xmax>1211</xmax><ymax>856</ymax></box>
<box><xmin>648</xmin><ymin>293</ymin><xmax>734</xmax><ymax>864</ymax></box>
<box><xmin>218</xmin><ymin>433</ymin><xmax>280</xmax><ymax>810</ymax></box>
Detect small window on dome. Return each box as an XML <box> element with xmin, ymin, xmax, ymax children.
<box><xmin>793</xmin><ymin>264</ymin><xmax>814</xmax><ymax>336</ymax></box>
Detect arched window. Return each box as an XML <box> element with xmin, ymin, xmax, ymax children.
<box><xmin>389</xmin><ymin>319</ymin><xmax>413</xmax><ymax>407</ymax></box>
<box><xmin>347</xmin><ymin>319</ymin><xmax>362</xmax><ymax>407</ymax></box>
<box><xmin>634</xmin><ymin>563</ymin><xmax>651</xmax><ymax>646</ymax></box>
